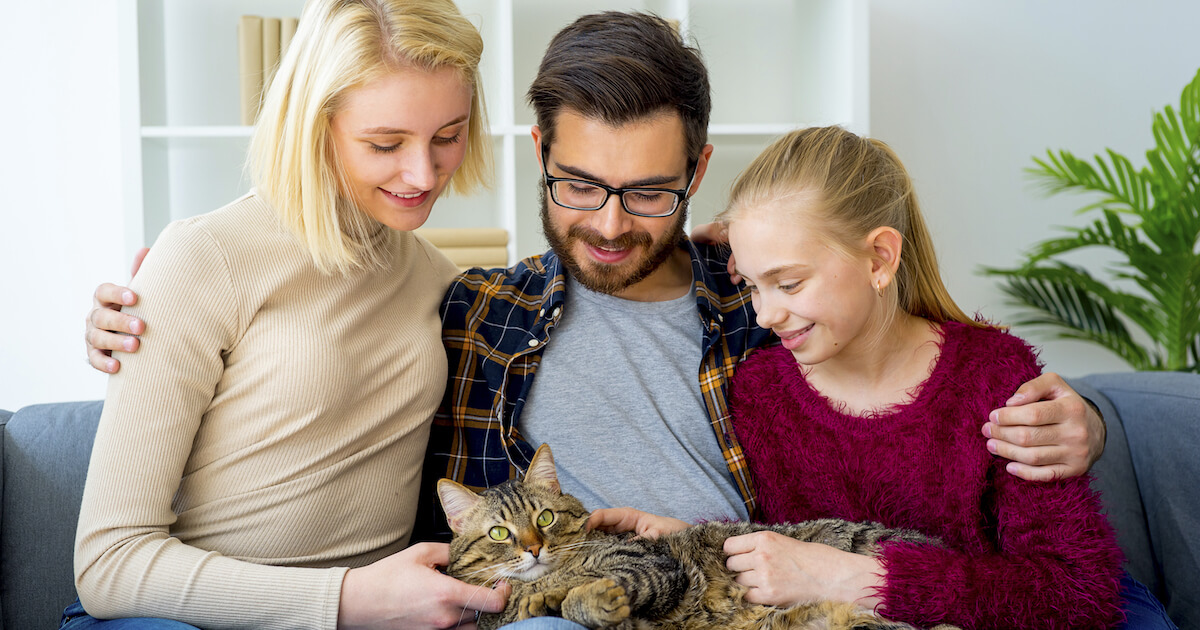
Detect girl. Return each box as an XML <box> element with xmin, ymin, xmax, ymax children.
<box><xmin>715</xmin><ymin>126</ymin><xmax>1127</xmax><ymax>628</ymax></box>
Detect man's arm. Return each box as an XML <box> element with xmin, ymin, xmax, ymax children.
<box><xmin>983</xmin><ymin>372</ymin><xmax>1106</xmax><ymax>481</ymax></box>
<box><xmin>85</xmin><ymin>248</ymin><xmax>150</xmax><ymax>373</ymax></box>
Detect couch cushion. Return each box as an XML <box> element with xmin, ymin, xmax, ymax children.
<box><xmin>0</xmin><ymin>401</ymin><xmax>103</xmax><ymax>630</ymax></box>
<box><xmin>1082</xmin><ymin>372</ymin><xmax>1200</xmax><ymax>630</ymax></box>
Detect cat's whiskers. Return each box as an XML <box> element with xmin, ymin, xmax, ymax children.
<box><xmin>459</xmin><ymin>558</ymin><xmax>523</xmax><ymax>580</ymax></box>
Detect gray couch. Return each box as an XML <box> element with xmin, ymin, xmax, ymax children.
<box><xmin>2</xmin><ymin>374</ymin><xmax>1197</xmax><ymax>629</ymax></box>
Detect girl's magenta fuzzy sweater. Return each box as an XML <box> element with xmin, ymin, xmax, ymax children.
<box><xmin>729</xmin><ymin>321</ymin><xmax>1125</xmax><ymax>629</ymax></box>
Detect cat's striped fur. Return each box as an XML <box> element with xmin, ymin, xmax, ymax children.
<box><xmin>438</xmin><ymin>444</ymin><xmax>960</xmax><ymax>630</ymax></box>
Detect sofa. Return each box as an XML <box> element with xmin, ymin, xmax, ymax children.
<box><xmin>2</xmin><ymin>373</ymin><xmax>1197</xmax><ymax>629</ymax></box>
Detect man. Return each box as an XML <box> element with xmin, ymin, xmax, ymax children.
<box><xmin>86</xmin><ymin>11</ymin><xmax>1103</xmax><ymax>535</ymax></box>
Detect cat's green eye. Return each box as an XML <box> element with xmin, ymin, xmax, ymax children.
<box><xmin>488</xmin><ymin>526</ymin><xmax>510</xmax><ymax>541</ymax></box>
<box><xmin>536</xmin><ymin>509</ymin><xmax>555</xmax><ymax>527</ymax></box>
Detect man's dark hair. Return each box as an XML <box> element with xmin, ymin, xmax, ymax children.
<box><xmin>527</xmin><ymin>11</ymin><xmax>711</xmax><ymax>167</ymax></box>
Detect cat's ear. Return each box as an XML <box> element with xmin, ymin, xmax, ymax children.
<box><xmin>524</xmin><ymin>443</ymin><xmax>561</xmax><ymax>494</ymax></box>
<box><xmin>437</xmin><ymin>479</ymin><xmax>483</xmax><ymax>535</ymax></box>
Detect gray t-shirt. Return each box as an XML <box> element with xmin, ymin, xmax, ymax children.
<box><xmin>520</xmin><ymin>275</ymin><xmax>749</xmax><ymax>523</ymax></box>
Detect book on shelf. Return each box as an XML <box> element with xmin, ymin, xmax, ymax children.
<box><xmin>237</xmin><ymin>15</ymin><xmax>263</xmax><ymax>126</ymax></box>
<box><xmin>238</xmin><ymin>15</ymin><xmax>300</xmax><ymax>127</ymax></box>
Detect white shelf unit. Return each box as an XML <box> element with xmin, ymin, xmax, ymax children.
<box><xmin>119</xmin><ymin>0</ymin><xmax>867</xmax><ymax>264</ymax></box>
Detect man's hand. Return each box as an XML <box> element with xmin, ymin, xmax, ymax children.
<box><xmin>983</xmin><ymin>372</ymin><xmax>1106</xmax><ymax>482</ymax></box>
<box><xmin>338</xmin><ymin>542</ymin><xmax>510</xmax><ymax>630</ymax></box>
<box><xmin>85</xmin><ymin>248</ymin><xmax>149</xmax><ymax>374</ymax></box>
<box><xmin>587</xmin><ymin>507</ymin><xmax>689</xmax><ymax>539</ymax></box>
<box><xmin>724</xmin><ymin>531</ymin><xmax>883</xmax><ymax>608</ymax></box>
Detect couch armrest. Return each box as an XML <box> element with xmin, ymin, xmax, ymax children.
<box><xmin>1077</xmin><ymin>372</ymin><xmax>1200</xmax><ymax>630</ymax></box>
<box><xmin>1066</xmin><ymin>377</ymin><xmax>1156</xmax><ymax>588</ymax></box>
<box><xmin>0</xmin><ymin>401</ymin><xmax>104</xmax><ymax>630</ymax></box>
<box><xmin>0</xmin><ymin>408</ymin><xmax>11</xmax><ymax>627</ymax></box>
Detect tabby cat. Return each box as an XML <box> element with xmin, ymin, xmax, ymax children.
<box><xmin>438</xmin><ymin>444</ymin><xmax>959</xmax><ymax>630</ymax></box>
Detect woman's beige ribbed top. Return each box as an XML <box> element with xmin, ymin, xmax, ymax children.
<box><xmin>74</xmin><ymin>193</ymin><xmax>458</xmax><ymax>629</ymax></box>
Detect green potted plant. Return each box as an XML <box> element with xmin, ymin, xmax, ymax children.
<box><xmin>982</xmin><ymin>68</ymin><xmax>1200</xmax><ymax>372</ymax></box>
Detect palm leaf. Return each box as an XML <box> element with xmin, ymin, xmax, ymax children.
<box><xmin>984</xmin><ymin>68</ymin><xmax>1200</xmax><ymax>372</ymax></box>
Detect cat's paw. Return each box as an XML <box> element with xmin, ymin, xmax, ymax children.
<box><xmin>516</xmin><ymin>588</ymin><xmax>568</xmax><ymax>620</ymax></box>
<box><xmin>562</xmin><ymin>578</ymin><xmax>631</xmax><ymax>627</ymax></box>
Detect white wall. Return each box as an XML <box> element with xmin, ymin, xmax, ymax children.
<box><xmin>0</xmin><ymin>2</ymin><xmax>128</xmax><ymax>410</ymax></box>
<box><xmin>2</xmin><ymin>2</ymin><xmax>1197</xmax><ymax>410</ymax></box>
<box><xmin>869</xmin><ymin>0</ymin><xmax>1200</xmax><ymax>376</ymax></box>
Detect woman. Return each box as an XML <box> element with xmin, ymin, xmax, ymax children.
<box><xmin>67</xmin><ymin>1</ymin><xmax>574</xmax><ymax>628</ymax></box>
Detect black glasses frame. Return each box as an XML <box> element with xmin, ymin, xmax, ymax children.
<box><xmin>540</xmin><ymin>145</ymin><xmax>696</xmax><ymax>218</ymax></box>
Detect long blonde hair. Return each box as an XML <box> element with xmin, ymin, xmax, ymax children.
<box><xmin>248</xmin><ymin>0</ymin><xmax>491</xmax><ymax>274</ymax></box>
<box><xmin>718</xmin><ymin>126</ymin><xmax>987</xmax><ymax>329</ymax></box>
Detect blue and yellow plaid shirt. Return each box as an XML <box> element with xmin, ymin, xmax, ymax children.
<box><xmin>417</xmin><ymin>240</ymin><xmax>773</xmax><ymax>539</ymax></box>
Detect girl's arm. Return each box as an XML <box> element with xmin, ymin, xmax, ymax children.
<box><xmin>875</xmin><ymin>465</ymin><xmax>1125</xmax><ymax>628</ymax></box>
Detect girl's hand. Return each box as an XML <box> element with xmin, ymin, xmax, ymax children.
<box><xmin>587</xmin><ymin>507</ymin><xmax>690</xmax><ymax>539</ymax></box>
<box><xmin>337</xmin><ymin>542</ymin><xmax>510</xmax><ymax>629</ymax></box>
<box><xmin>723</xmin><ymin>532</ymin><xmax>884</xmax><ymax>608</ymax></box>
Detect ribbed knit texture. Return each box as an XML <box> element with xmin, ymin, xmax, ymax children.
<box><xmin>74</xmin><ymin>193</ymin><xmax>459</xmax><ymax>629</ymax></box>
<box><xmin>730</xmin><ymin>322</ymin><xmax>1125</xmax><ymax>629</ymax></box>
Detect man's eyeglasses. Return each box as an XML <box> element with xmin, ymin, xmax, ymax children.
<box><xmin>541</xmin><ymin>146</ymin><xmax>696</xmax><ymax>218</ymax></box>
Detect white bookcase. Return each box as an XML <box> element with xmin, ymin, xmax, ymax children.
<box><xmin>118</xmin><ymin>0</ymin><xmax>868</xmax><ymax>264</ymax></box>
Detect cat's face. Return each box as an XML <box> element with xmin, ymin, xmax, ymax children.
<box><xmin>438</xmin><ymin>444</ymin><xmax>592</xmax><ymax>584</ymax></box>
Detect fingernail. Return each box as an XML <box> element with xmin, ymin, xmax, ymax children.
<box><xmin>1008</xmin><ymin>393</ymin><xmax>1025</xmax><ymax>404</ymax></box>
<box><xmin>986</xmin><ymin>440</ymin><xmax>998</xmax><ymax>454</ymax></box>
<box><xmin>124</xmin><ymin>337</ymin><xmax>136</xmax><ymax>351</ymax></box>
<box><xmin>988</xmin><ymin>410</ymin><xmax>999</xmax><ymax>423</ymax></box>
<box><xmin>106</xmin><ymin>360</ymin><xmax>117</xmax><ymax>373</ymax></box>
<box><xmin>981</xmin><ymin>423</ymin><xmax>992</xmax><ymax>438</ymax></box>
<box><xmin>122</xmin><ymin>291</ymin><xmax>134</xmax><ymax>304</ymax></box>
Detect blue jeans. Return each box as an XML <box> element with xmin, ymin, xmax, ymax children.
<box><xmin>59</xmin><ymin>600</ymin><xmax>198</xmax><ymax>629</ymax></box>
<box><xmin>499</xmin><ymin>620</ymin><xmax>586</xmax><ymax>629</ymax></box>
<box><xmin>1119</xmin><ymin>572</ymin><xmax>1178</xmax><ymax>629</ymax></box>
<box><xmin>59</xmin><ymin>599</ymin><xmax>587</xmax><ymax>630</ymax></box>
<box><xmin>60</xmin><ymin>575</ymin><xmax>1170</xmax><ymax>630</ymax></box>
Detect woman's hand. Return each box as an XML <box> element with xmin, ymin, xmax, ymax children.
<box><xmin>723</xmin><ymin>532</ymin><xmax>884</xmax><ymax>608</ymax></box>
<box><xmin>587</xmin><ymin>507</ymin><xmax>689</xmax><ymax>539</ymax></box>
<box><xmin>337</xmin><ymin>542</ymin><xmax>510</xmax><ymax>630</ymax></box>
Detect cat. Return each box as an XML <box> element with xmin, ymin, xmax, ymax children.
<box><xmin>437</xmin><ymin>444</ymin><xmax>960</xmax><ymax>630</ymax></box>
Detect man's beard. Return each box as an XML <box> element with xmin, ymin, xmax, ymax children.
<box><xmin>540</xmin><ymin>185</ymin><xmax>688</xmax><ymax>296</ymax></box>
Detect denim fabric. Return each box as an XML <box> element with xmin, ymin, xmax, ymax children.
<box><xmin>59</xmin><ymin>600</ymin><xmax>199</xmax><ymax>630</ymax></box>
<box><xmin>499</xmin><ymin>619</ymin><xmax>587</xmax><ymax>629</ymax></box>
<box><xmin>1120</xmin><ymin>572</ymin><xmax>1179</xmax><ymax>629</ymax></box>
<box><xmin>58</xmin><ymin>598</ymin><xmax>587</xmax><ymax>630</ymax></box>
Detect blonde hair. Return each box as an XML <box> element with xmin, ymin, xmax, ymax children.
<box><xmin>718</xmin><ymin>126</ymin><xmax>988</xmax><ymax>329</ymax></box>
<box><xmin>248</xmin><ymin>0</ymin><xmax>491</xmax><ymax>274</ymax></box>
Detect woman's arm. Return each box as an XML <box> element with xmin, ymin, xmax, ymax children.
<box><xmin>73</xmin><ymin>221</ymin><xmax>347</xmax><ymax>629</ymax></box>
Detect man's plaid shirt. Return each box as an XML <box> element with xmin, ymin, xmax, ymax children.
<box><xmin>416</xmin><ymin>240</ymin><xmax>773</xmax><ymax>538</ymax></box>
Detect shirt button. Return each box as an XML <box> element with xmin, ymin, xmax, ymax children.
<box><xmin>717</xmin><ymin>313</ymin><xmax>724</xmax><ymax>322</ymax></box>
<box><xmin>551</xmin><ymin>307</ymin><xmax>561</xmax><ymax>318</ymax></box>
<box><xmin>538</xmin><ymin>308</ymin><xmax>545</xmax><ymax>317</ymax></box>
<box><xmin>527</xmin><ymin>339</ymin><xmax>539</xmax><ymax>348</ymax></box>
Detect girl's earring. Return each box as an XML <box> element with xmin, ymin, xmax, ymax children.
<box><xmin>875</xmin><ymin>279</ymin><xmax>883</xmax><ymax>297</ymax></box>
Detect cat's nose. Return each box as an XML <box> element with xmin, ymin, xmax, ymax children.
<box><xmin>525</xmin><ymin>543</ymin><xmax>542</xmax><ymax>557</ymax></box>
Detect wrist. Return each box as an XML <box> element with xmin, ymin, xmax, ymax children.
<box><xmin>844</xmin><ymin>554</ymin><xmax>885</xmax><ymax>609</ymax></box>
<box><xmin>336</xmin><ymin>567</ymin><xmax>367</xmax><ymax>630</ymax></box>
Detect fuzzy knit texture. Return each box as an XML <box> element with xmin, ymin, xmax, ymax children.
<box><xmin>74</xmin><ymin>193</ymin><xmax>459</xmax><ymax>629</ymax></box>
<box><xmin>730</xmin><ymin>321</ymin><xmax>1125</xmax><ymax>630</ymax></box>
